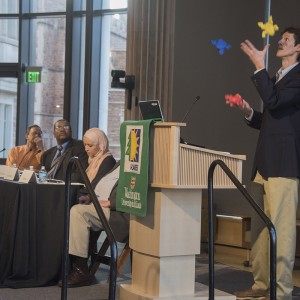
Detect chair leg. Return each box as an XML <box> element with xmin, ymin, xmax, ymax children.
<box><xmin>89</xmin><ymin>237</ymin><xmax>110</xmax><ymax>276</ymax></box>
<box><xmin>117</xmin><ymin>241</ymin><xmax>131</xmax><ymax>274</ymax></box>
<box><xmin>89</xmin><ymin>237</ymin><xmax>131</xmax><ymax>277</ymax></box>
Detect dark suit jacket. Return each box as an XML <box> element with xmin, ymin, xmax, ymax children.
<box><xmin>247</xmin><ymin>63</ymin><xmax>300</xmax><ymax>180</ymax></box>
<box><xmin>107</xmin><ymin>161</ymin><xmax>130</xmax><ymax>243</ymax></box>
<box><xmin>41</xmin><ymin>138</ymin><xmax>88</xmax><ymax>182</ymax></box>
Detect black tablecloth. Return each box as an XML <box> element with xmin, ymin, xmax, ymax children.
<box><xmin>0</xmin><ymin>180</ymin><xmax>81</xmax><ymax>288</ymax></box>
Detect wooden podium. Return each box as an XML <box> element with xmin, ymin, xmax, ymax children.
<box><xmin>120</xmin><ymin>123</ymin><xmax>246</xmax><ymax>300</ymax></box>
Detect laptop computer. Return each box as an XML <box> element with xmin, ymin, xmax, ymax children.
<box><xmin>138</xmin><ymin>100</ymin><xmax>164</xmax><ymax>122</ymax></box>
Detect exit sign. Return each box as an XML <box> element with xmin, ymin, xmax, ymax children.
<box><xmin>25</xmin><ymin>67</ymin><xmax>42</xmax><ymax>83</ymax></box>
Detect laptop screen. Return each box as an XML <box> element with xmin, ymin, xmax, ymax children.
<box><xmin>138</xmin><ymin>100</ymin><xmax>164</xmax><ymax>122</ymax></box>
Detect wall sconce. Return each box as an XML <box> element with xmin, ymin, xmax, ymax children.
<box><xmin>111</xmin><ymin>70</ymin><xmax>135</xmax><ymax>109</ymax></box>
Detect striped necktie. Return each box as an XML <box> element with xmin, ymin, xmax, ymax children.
<box><xmin>48</xmin><ymin>146</ymin><xmax>63</xmax><ymax>178</ymax></box>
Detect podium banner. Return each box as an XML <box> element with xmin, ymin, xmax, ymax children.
<box><xmin>116</xmin><ymin>120</ymin><xmax>153</xmax><ymax>217</ymax></box>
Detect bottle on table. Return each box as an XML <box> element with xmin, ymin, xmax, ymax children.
<box><xmin>38</xmin><ymin>166</ymin><xmax>48</xmax><ymax>183</ymax></box>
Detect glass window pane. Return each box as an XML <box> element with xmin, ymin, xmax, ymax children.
<box><xmin>29</xmin><ymin>17</ymin><xmax>66</xmax><ymax>149</ymax></box>
<box><xmin>30</xmin><ymin>0</ymin><xmax>66</xmax><ymax>13</ymax></box>
<box><xmin>0</xmin><ymin>78</ymin><xmax>17</xmax><ymax>158</ymax></box>
<box><xmin>102</xmin><ymin>0</ymin><xmax>127</xmax><ymax>9</ymax></box>
<box><xmin>99</xmin><ymin>13</ymin><xmax>127</xmax><ymax>159</ymax></box>
<box><xmin>0</xmin><ymin>18</ymin><xmax>19</xmax><ymax>63</ymax></box>
<box><xmin>73</xmin><ymin>0</ymin><xmax>86</xmax><ymax>11</ymax></box>
<box><xmin>0</xmin><ymin>0</ymin><xmax>19</xmax><ymax>14</ymax></box>
<box><xmin>74</xmin><ymin>16</ymin><xmax>86</xmax><ymax>139</ymax></box>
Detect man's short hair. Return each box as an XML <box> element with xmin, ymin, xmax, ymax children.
<box><xmin>282</xmin><ymin>27</ymin><xmax>300</xmax><ymax>61</ymax></box>
<box><xmin>53</xmin><ymin>119</ymin><xmax>71</xmax><ymax>130</ymax></box>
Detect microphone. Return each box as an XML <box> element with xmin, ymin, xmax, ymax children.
<box><xmin>0</xmin><ymin>148</ymin><xmax>5</xmax><ymax>154</ymax></box>
<box><xmin>30</xmin><ymin>149</ymin><xmax>42</xmax><ymax>160</ymax></box>
<box><xmin>180</xmin><ymin>96</ymin><xmax>205</xmax><ymax>148</ymax></box>
<box><xmin>25</xmin><ymin>149</ymin><xmax>42</xmax><ymax>169</ymax></box>
<box><xmin>33</xmin><ymin>149</ymin><xmax>42</xmax><ymax>155</ymax></box>
<box><xmin>18</xmin><ymin>149</ymin><xmax>33</xmax><ymax>169</ymax></box>
<box><xmin>181</xmin><ymin>95</ymin><xmax>201</xmax><ymax>123</ymax></box>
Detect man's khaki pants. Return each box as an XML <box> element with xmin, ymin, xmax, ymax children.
<box><xmin>251</xmin><ymin>172</ymin><xmax>299</xmax><ymax>300</ymax></box>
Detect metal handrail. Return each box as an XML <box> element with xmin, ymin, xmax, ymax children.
<box><xmin>208</xmin><ymin>159</ymin><xmax>276</xmax><ymax>300</ymax></box>
<box><xmin>61</xmin><ymin>156</ymin><xmax>118</xmax><ymax>300</ymax></box>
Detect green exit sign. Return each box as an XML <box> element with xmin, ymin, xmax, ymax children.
<box><xmin>25</xmin><ymin>67</ymin><xmax>42</xmax><ymax>83</ymax></box>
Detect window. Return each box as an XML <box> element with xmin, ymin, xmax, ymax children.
<box><xmin>0</xmin><ymin>0</ymin><xmax>127</xmax><ymax>160</ymax></box>
<box><xmin>30</xmin><ymin>0</ymin><xmax>66</xmax><ymax>13</ymax></box>
<box><xmin>29</xmin><ymin>16</ymin><xmax>66</xmax><ymax>149</ymax></box>
<box><xmin>105</xmin><ymin>13</ymin><xmax>127</xmax><ymax>158</ymax></box>
<box><xmin>73</xmin><ymin>1</ymin><xmax>127</xmax><ymax>158</ymax></box>
<box><xmin>102</xmin><ymin>0</ymin><xmax>127</xmax><ymax>9</ymax></box>
<box><xmin>0</xmin><ymin>78</ymin><xmax>17</xmax><ymax>158</ymax></box>
<box><xmin>0</xmin><ymin>0</ymin><xmax>18</xmax><ymax>14</ymax></box>
<box><xmin>0</xmin><ymin>18</ymin><xmax>18</xmax><ymax>62</ymax></box>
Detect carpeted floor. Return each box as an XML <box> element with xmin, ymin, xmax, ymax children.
<box><xmin>195</xmin><ymin>255</ymin><xmax>300</xmax><ymax>298</ymax></box>
<box><xmin>1</xmin><ymin>252</ymin><xmax>300</xmax><ymax>299</ymax></box>
<box><xmin>195</xmin><ymin>255</ymin><xmax>255</xmax><ymax>294</ymax></box>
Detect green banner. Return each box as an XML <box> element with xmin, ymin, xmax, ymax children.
<box><xmin>116</xmin><ymin>120</ymin><xmax>153</xmax><ymax>217</ymax></box>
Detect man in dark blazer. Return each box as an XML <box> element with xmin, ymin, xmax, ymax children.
<box><xmin>230</xmin><ymin>27</ymin><xmax>300</xmax><ymax>300</ymax></box>
<box><xmin>41</xmin><ymin>119</ymin><xmax>88</xmax><ymax>182</ymax></box>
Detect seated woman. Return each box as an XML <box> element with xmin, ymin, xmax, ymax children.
<box><xmin>82</xmin><ymin>127</ymin><xmax>116</xmax><ymax>189</ymax></box>
<box><xmin>63</xmin><ymin>128</ymin><xmax>116</xmax><ymax>287</ymax></box>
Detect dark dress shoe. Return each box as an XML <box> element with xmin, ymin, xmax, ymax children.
<box><xmin>58</xmin><ymin>265</ymin><xmax>94</xmax><ymax>288</ymax></box>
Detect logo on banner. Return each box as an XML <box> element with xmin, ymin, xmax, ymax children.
<box><xmin>124</xmin><ymin>126</ymin><xmax>143</xmax><ymax>174</ymax></box>
<box><xmin>130</xmin><ymin>176</ymin><xmax>136</xmax><ymax>189</ymax></box>
<box><xmin>117</xmin><ymin>120</ymin><xmax>152</xmax><ymax>217</ymax></box>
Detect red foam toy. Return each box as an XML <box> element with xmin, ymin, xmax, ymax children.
<box><xmin>225</xmin><ymin>93</ymin><xmax>243</xmax><ymax>106</ymax></box>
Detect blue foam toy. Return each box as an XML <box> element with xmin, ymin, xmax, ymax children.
<box><xmin>211</xmin><ymin>39</ymin><xmax>232</xmax><ymax>55</ymax></box>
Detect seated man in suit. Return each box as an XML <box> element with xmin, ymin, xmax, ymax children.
<box><xmin>6</xmin><ymin>124</ymin><xmax>44</xmax><ymax>171</ymax></box>
<box><xmin>41</xmin><ymin>119</ymin><xmax>88</xmax><ymax>182</ymax></box>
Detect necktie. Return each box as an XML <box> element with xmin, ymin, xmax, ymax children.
<box><xmin>276</xmin><ymin>70</ymin><xmax>283</xmax><ymax>83</ymax></box>
<box><xmin>48</xmin><ymin>146</ymin><xmax>63</xmax><ymax>178</ymax></box>
<box><xmin>51</xmin><ymin>146</ymin><xmax>62</xmax><ymax>167</ymax></box>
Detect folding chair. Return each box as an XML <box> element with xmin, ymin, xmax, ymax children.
<box><xmin>89</xmin><ymin>231</ymin><xmax>131</xmax><ymax>277</ymax></box>
<box><xmin>88</xmin><ymin>201</ymin><xmax>131</xmax><ymax>277</ymax></box>
<box><xmin>88</xmin><ymin>163</ymin><xmax>131</xmax><ymax>278</ymax></box>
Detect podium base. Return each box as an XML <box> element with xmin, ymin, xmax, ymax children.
<box><xmin>120</xmin><ymin>283</ymin><xmax>236</xmax><ymax>300</ymax></box>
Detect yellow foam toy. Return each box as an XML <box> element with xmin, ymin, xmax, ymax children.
<box><xmin>258</xmin><ymin>16</ymin><xmax>279</xmax><ymax>38</ymax></box>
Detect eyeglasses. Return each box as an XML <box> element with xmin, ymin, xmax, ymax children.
<box><xmin>55</xmin><ymin>125</ymin><xmax>71</xmax><ymax>131</ymax></box>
